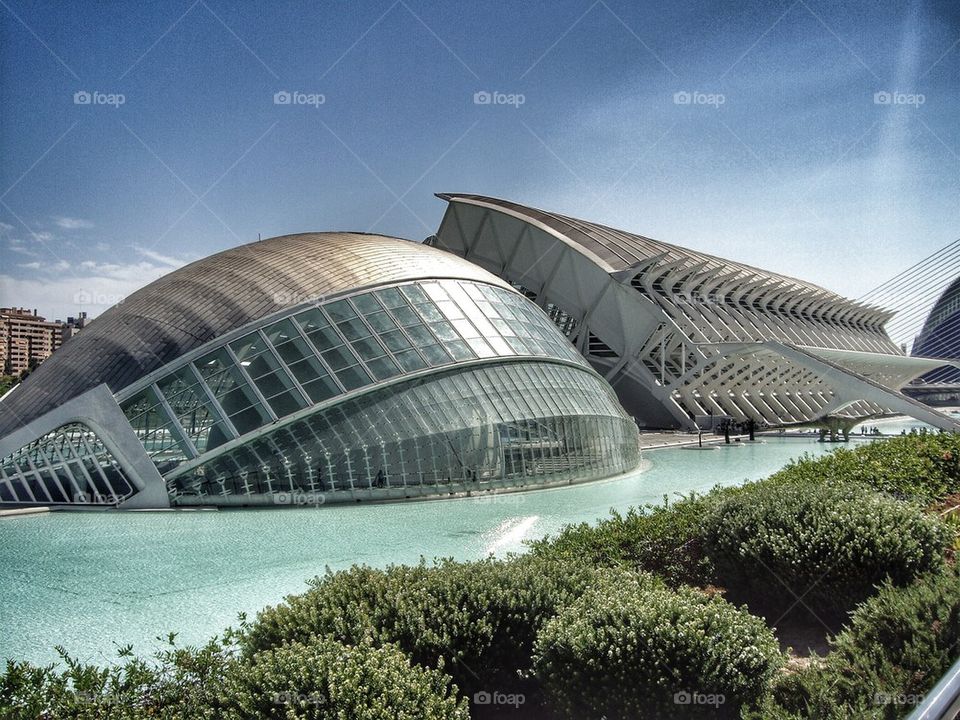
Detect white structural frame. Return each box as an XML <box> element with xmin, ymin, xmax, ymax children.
<box><xmin>431</xmin><ymin>194</ymin><xmax>960</xmax><ymax>432</ymax></box>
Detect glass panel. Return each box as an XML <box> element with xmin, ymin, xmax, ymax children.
<box><xmin>420</xmin><ymin>283</ymin><xmax>450</xmax><ymax>303</ymax></box>
<box><xmin>288</xmin><ymin>356</ymin><xmax>333</xmax><ymax>385</ymax></box>
<box><xmin>229</xmin><ymin>404</ymin><xmax>271</xmax><ymax>435</ymax></box>
<box><xmin>195</xmin><ymin>348</ymin><xmax>232</xmax><ymax>379</ymax></box>
<box><xmin>506</xmin><ymin>336</ymin><xmax>530</xmax><ymax>354</ymax></box>
<box><xmin>351</xmin><ymin>336</ymin><xmax>386</xmax><ymax>360</ymax></box>
<box><xmin>230</xmin><ymin>335</ymin><xmax>268</xmax><ymax>362</ymax></box>
<box><xmin>264</xmin><ymin>318</ymin><xmax>299</xmax><ymax>345</ymax></box>
<box><xmin>436</xmin><ymin>300</ymin><xmax>463</xmax><ymax>319</ymax></box>
<box><xmin>302</xmin><ymin>374</ymin><xmax>340</xmax><ymax>403</ymax></box>
<box><xmin>374</xmin><ymin>287</ymin><xmax>405</xmax><ymax>308</ymax></box>
<box><xmin>365</xmin><ymin>310</ymin><xmax>397</xmax><ymax>333</ymax></box>
<box><xmin>462</xmin><ymin>282</ymin><xmax>484</xmax><ymax>299</ymax></box>
<box><xmin>406</xmin><ymin>324</ymin><xmax>434</xmax><ymax>345</ymax></box>
<box><xmin>422</xmin><ymin>344</ymin><xmax>452</xmax><ymax>365</ymax></box>
<box><xmin>401</xmin><ymin>284</ymin><xmax>430</xmax><ymax>304</ymax></box>
<box><xmin>325</xmin><ymin>300</ymin><xmax>356</xmax><ymax>322</ymax></box>
<box><xmin>157</xmin><ymin>366</ymin><xmax>201</xmax><ymax>401</ymax></box>
<box><xmin>335</xmin><ymin>364</ymin><xmax>372</xmax><ymax>391</ymax></box>
<box><xmin>274</xmin><ymin>336</ymin><xmax>313</xmax><ymax>366</ymax></box>
<box><xmin>366</xmin><ymin>356</ymin><xmax>401</xmax><ymax>381</ymax></box>
<box><xmin>394</xmin><ymin>349</ymin><xmax>427</xmax><ymax>372</ymax></box>
<box><xmin>380</xmin><ymin>329</ymin><xmax>412</xmax><ymax>352</ymax></box>
<box><xmin>391</xmin><ymin>305</ymin><xmax>420</xmax><ymax>327</ymax></box>
<box><xmin>444</xmin><ymin>340</ymin><xmax>476</xmax><ymax>361</ymax></box>
<box><xmin>467</xmin><ymin>337</ymin><xmax>496</xmax><ymax>358</ymax></box>
<box><xmin>243</xmin><ymin>350</ymin><xmax>280</xmax><ymax>380</ymax></box>
<box><xmin>491</xmin><ymin>318</ymin><xmax>516</xmax><ymax>336</ymax></box>
<box><xmin>266</xmin><ymin>391</ymin><xmax>305</xmax><ymax>418</ymax></box>
<box><xmin>416</xmin><ymin>303</ymin><xmax>444</xmax><ymax>322</ymax></box>
<box><xmin>476</xmin><ymin>300</ymin><xmax>500</xmax><ymax>318</ymax></box>
<box><xmin>429</xmin><ymin>321</ymin><xmax>458</xmax><ymax>342</ymax></box>
<box><xmin>337</xmin><ymin>317</ymin><xmax>371</xmax><ymax>341</ymax></box>
<box><xmin>219</xmin><ymin>382</ymin><xmax>262</xmax><ymax>415</ymax></box>
<box><xmin>305</xmin><ymin>324</ymin><xmax>343</xmax><ymax>352</ymax></box>
<box><xmin>351</xmin><ymin>293</ymin><xmax>380</xmax><ymax>314</ymax></box>
<box><xmin>204</xmin><ymin>365</ymin><xmax>244</xmax><ymax>397</ymax></box>
<box><xmin>254</xmin><ymin>370</ymin><xmax>298</xmax><ymax>399</ymax></box>
<box><xmin>322</xmin><ymin>345</ymin><xmax>356</xmax><ymax>371</ymax></box>
<box><xmin>293</xmin><ymin>307</ymin><xmax>329</xmax><ymax>333</ymax></box>
<box><xmin>487</xmin><ymin>336</ymin><xmax>514</xmax><ymax>356</ymax></box>
<box><xmin>452</xmin><ymin>318</ymin><xmax>479</xmax><ymax>338</ymax></box>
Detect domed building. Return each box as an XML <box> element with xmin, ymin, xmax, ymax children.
<box><xmin>0</xmin><ymin>233</ymin><xmax>640</xmax><ymax>509</ymax></box>
<box><xmin>912</xmin><ymin>277</ymin><xmax>960</xmax><ymax>384</ymax></box>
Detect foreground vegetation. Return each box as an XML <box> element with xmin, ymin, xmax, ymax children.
<box><xmin>3</xmin><ymin>433</ymin><xmax>960</xmax><ymax>719</ymax></box>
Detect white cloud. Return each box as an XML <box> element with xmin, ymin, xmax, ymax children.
<box><xmin>5</xmin><ymin>242</ymin><xmax>37</xmax><ymax>257</ymax></box>
<box><xmin>53</xmin><ymin>216</ymin><xmax>94</xmax><ymax>230</ymax></box>
<box><xmin>0</xmin><ymin>251</ymin><xmax>190</xmax><ymax>320</ymax></box>
<box><xmin>135</xmin><ymin>246</ymin><xmax>188</xmax><ymax>268</ymax></box>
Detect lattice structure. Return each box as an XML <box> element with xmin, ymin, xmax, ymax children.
<box><xmin>431</xmin><ymin>194</ymin><xmax>959</xmax><ymax>431</ymax></box>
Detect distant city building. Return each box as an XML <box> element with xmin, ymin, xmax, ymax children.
<box><xmin>429</xmin><ymin>194</ymin><xmax>960</xmax><ymax>432</ymax></box>
<box><xmin>0</xmin><ymin>308</ymin><xmax>64</xmax><ymax>376</ymax></box>
<box><xmin>61</xmin><ymin>312</ymin><xmax>88</xmax><ymax>343</ymax></box>
<box><xmin>0</xmin><ymin>309</ymin><xmax>87</xmax><ymax>377</ymax></box>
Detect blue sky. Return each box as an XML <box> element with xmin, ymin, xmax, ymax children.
<box><xmin>1</xmin><ymin>0</ymin><xmax>958</xmax><ymax>336</ymax></box>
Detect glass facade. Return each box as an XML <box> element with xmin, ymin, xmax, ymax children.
<box><xmin>118</xmin><ymin>279</ymin><xmax>592</xmax><ymax>477</ymax></box>
<box><xmin>166</xmin><ymin>361</ymin><xmax>639</xmax><ymax>503</ymax></box>
<box><xmin>0</xmin><ymin>422</ymin><xmax>134</xmax><ymax>505</ymax></box>
<box><xmin>0</xmin><ymin>278</ymin><xmax>638</xmax><ymax>508</ymax></box>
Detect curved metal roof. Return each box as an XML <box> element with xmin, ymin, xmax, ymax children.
<box><xmin>0</xmin><ymin>232</ymin><xmax>510</xmax><ymax>437</ymax></box>
<box><xmin>915</xmin><ymin>276</ymin><xmax>960</xmax><ymax>351</ymax></box>
<box><xmin>912</xmin><ymin>277</ymin><xmax>960</xmax><ymax>384</ymax></box>
<box><xmin>437</xmin><ymin>193</ymin><xmax>892</xmax><ymax>326</ymax></box>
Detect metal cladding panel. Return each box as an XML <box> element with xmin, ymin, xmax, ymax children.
<box><xmin>437</xmin><ymin>193</ymin><xmax>870</xmax><ymax>306</ymax></box>
<box><xmin>0</xmin><ymin>233</ymin><xmax>511</xmax><ymax>436</ymax></box>
<box><xmin>914</xmin><ymin>277</ymin><xmax>960</xmax><ymax>355</ymax></box>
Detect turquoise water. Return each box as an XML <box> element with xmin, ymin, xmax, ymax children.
<box><xmin>0</xmin><ymin>438</ymin><xmax>835</xmax><ymax>667</ymax></box>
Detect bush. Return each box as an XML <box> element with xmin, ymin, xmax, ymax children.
<box><xmin>702</xmin><ymin>479</ymin><xmax>948</xmax><ymax>614</ymax></box>
<box><xmin>827</xmin><ymin>562</ymin><xmax>960</xmax><ymax>707</ymax></box>
<box><xmin>771</xmin><ymin>433</ymin><xmax>960</xmax><ymax>504</ymax></box>
<box><xmin>0</xmin><ymin>635</ymin><xmax>236</xmax><ymax>719</ymax></box>
<box><xmin>532</xmin><ymin>571</ymin><xmax>782</xmax><ymax>719</ymax></box>
<box><xmin>527</xmin><ymin>489</ymin><xmax>738</xmax><ymax>586</ymax></box>
<box><xmin>242</xmin><ymin>554</ymin><xmax>597</xmax><ymax>699</ymax></box>
<box><xmin>754</xmin><ymin>564</ymin><xmax>960</xmax><ymax>719</ymax></box>
<box><xmin>221</xmin><ymin>637</ymin><xmax>468</xmax><ymax>720</ymax></box>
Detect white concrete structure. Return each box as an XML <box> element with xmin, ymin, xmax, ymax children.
<box><xmin>430</xmin><ymin>194</ymin><xmax>960</xmax><ymax>432</ymax></box>
<box><xmin>0</xmin><ymin>232</ymin><xmax>639</xmax><ymax>509</ymax></box>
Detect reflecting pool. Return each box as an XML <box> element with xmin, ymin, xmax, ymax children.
<box><xmin>0</xmin><ymin>437</ymin><xmax>837</xmax><ymax>666</ymax></box>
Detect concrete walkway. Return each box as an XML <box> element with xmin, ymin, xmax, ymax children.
<box><xmin>637</xmin><ymin>431</ymin><xmax>754</xmax><ymax>451</ymax></box>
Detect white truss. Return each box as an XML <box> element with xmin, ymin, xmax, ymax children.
<box><xmin>432</xmin><ymin>194</ymin><xmax>960</xmax><ymax>431</ymax></box>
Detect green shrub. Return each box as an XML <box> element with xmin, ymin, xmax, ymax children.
<box><xmin>242</xmin><ymin>554</ymin><xmax>597</xmax><ymax>699</ymax></box>
<box><xmin>532</xmin><ymin>571</ymin><xmax>782</xmax><ymax>719</ymax></box>
<box><xmin>702</xmin><ymin>479</ymin><xmax>948</xmax><ymax>614</ymax></box>
<box><xmin>527</xmin><ymin>489</ymin><xmax>737</xmax><ymax>586</ymax></box>
<box><xmin>771</xmin><ymin>433</ymin><xmax>960</xmax><ymax>504</ymax></box>
<box><xmin>0</xmin><ymin>635</ymin><xmax>236</xmax><ymax>719</ymax></box>
<box><xmin>826</xmin><ymin>562</ymin><xmax>960</xmax><ymax>707</ymax></box>
<box><xmin>221</xmin><ymin>637</ymin><xmax>468</xmax><ymax>720</ymax></box>
<box><xmin>754</xmin><ymin>564</ymin><xmax>960</xmax><ymax>719</ymax></box>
